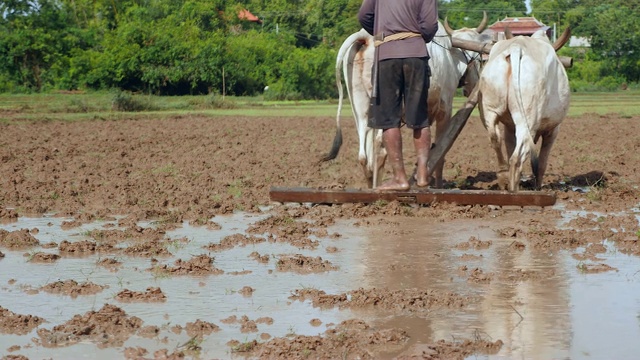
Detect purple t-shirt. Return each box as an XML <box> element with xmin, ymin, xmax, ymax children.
<box><xmin>358</xmin><ymin>0</ymin><xmax>439</xmax><ymax>60</ymax></box>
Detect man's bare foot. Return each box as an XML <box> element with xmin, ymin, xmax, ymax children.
<box><xmin>415</xmin><ymin>166</ymin><xmax>430</xmax><ymax>187</ymax></box>
<box><xmin>410</xmin><ymin>173</ymin><xmax>429</xmax><ymax>187</ymax></box>
<box><xmin>375</xmin><ymin>179</ymin><xmax>410</xmax><ymax>192</ymax></box>
<box><xmin>415</xmin><ymin>177</ymin><xmax>429</xmax><ymax>187</ymax></box>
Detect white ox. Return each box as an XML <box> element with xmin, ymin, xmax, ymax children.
<box><xmin>321</xmin><ymin>15</ymin><xmax>492</xmax><ymax>188</ymax></box>
<box><xmin>477</xmin><ymin>28</ymin><xmax>571</xmax><ymax>191</ymax></box>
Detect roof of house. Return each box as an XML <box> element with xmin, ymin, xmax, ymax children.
<box><xmin>488</xmin><ymin>17</ymin><xmax>549</xmax><ymax>35</ymax></box>
<box><xmin>238</xmin><ymin>9</ymin><xmax>262</xmax><ymax>24</ymax></box>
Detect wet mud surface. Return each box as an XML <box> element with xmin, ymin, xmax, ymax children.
<box><xmin>0</xmin><ymin>113</ymin><xmax>639</xmax><ymax>359</ymax></box>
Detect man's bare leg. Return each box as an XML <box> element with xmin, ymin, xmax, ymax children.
<box><xmin>414</xmin><ymin>126</ymin><xmax>431</xmax><ymax>187</ymax></box>
<box><xmin>376</xmin><ymin>128</ymin><xmax>409</xmax><ymax>191</ymax></box>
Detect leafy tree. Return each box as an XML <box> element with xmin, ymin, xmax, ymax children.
<box><xmin>0</xmin><ymin>0</ymin><xmax>83</xmax><ymax>91</ymax></box>
<box><xmin>224</xmin><ymin>30</ymin><xmax>296</xmax><ymax>96</ymax></box>
<box><xmin>566</xmin><ymin>0</ymin><xmax>640</xmax><ymax>82</ymax></box>
<box><xmin>267</xmin><ymin>44</ymin><xmax>335</xmax><ymax>100</ymax></box>
<box><xmin>299</xmin><ymin>0</ymin><xmax>362</xmax><ymax>46</ymax></box>
<box><xmin>530</xmin><ymin>0</ymin><xmax>574</xmax><ymax>29</ymax></box>
<box><xmin>1</xmin><ymin>0</ymin><xmax>637</xmax><ymax>95</ymax></box>
<box><xmin>439</xmin><ymin>0</ymin><xmax>527</xmax><ymax>29</ymax></box>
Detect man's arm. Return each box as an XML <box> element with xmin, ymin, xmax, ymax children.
<box><xmin>358</xmin><ymin>0</ymin><xmax>375</xmax><ymax>35</ymax></box>
<box><xmin>419</xmin><ymin>0</ymin><xmax>439</xmax><ymax>43</ymax></box>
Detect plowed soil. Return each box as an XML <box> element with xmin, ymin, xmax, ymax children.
<box><xmin>0</xmin><ymin>113</ymin><xmax>639</xmax><ymax>359</ymax></box>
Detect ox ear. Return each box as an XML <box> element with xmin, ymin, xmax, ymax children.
<box><xmin>504</xmin><ymin>26</ymin><xmax>514</xmax><ymax>40</ymax></box>
<box><xmin>444</xmin><ymin>17</ymin><xmax>454</xmax><ymax>36</ymax></box>
<box><xmin>476</xmin><ymin>11</ymin><xmax>488</xmax><ymax>33</ymax></box>
<box><xmin>552</xmin><ymin>27</ymin><xmax>571</xmax><ymax>52</ymax></box>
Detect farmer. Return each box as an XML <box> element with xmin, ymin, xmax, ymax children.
<box><xmin>358</xmin><ymin>0</ymin><xmax>439</xmax><ymax>191</ymax></box>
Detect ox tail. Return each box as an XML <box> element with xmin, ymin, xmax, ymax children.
<box><xmin>509</xmin><ymin>45</ymin><xmax>539</xmax><ymax>186</ymax></box>
<box><xmin>319</xmin><ymin>63</ymin><xmax>343</xmax><ymax>162</ymax></box>
<box><xmin>320</xmin><ymin>29</ymin><xmax>367</xmax><ymax>162</ymax></box>
<box><xmin>320</xmin><ymin>38</ymin><xmax>351</xmax><ymax>163</ymax></box>
<box><xmin>320</xmin><ymin>30</ymin><xmax>367</xmax><ymax>163</ymax></box>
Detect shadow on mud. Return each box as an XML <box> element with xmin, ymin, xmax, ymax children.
<box><xmin>443</xmin><ymin>170</ymin><xmax>610</xmax><ymax>193</ymax></box>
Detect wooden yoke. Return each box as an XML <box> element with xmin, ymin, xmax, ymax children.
<box><xmin>450</xmin><ymin>38</ymin><xmax>573</xmax><ymax>68</ymax></box>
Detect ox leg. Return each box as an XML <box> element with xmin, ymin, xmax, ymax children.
<box><xmin>535</xmin><ymin>127</ymin><xmax>559</xmax><ymax>189</ymax></box>
<box><xmin>484</xmin><ymin>112</ymin><xmax>510</xmax><ymax>190</ymax></box>
<box><xmin>376</xmin><ymin>128</ymin><xmax>410</xmax><ymax>191</ymax></box>
<box><xmin>508</xmin><ymin>125</ymin><xmax>531</xmax><ymax>192</ymax></box>
<box><xmin>365</xmin><ymin>128</ymin><xmax>375</xmax><ymax>188</ymax></box>
<box><xmin>502</xmin><ymin>123</ymin><xmax>517</xmax><ymax>188</ymax></box>
<box><xmin>373</xmin><ymin>129</ymin><xmax>386</xmax><ymax>188</ymax></box>
<box><xmin>358</xmin><ymin>122</ymin><xmax>374</xmax><ymax>188</ymax></box>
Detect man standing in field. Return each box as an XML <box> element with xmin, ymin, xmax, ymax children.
<box><xmin>358</xmin><ymin>0</ymin><xmax>439</xmax><ymax>191</ymax></box>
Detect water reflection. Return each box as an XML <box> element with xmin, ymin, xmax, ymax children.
<box><xmin>0</xmin><ymin>210</ymin><xmax>639</xmax><ymax>359</ymax></box>
<box><xmin>357</xmin><ymin>213</ymin><xmax>640</xmax><ymax>359</ymax></box>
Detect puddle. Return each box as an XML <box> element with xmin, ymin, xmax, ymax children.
<box><xmin>1</xmin><ymin>211</ymin><xmax>640</xmax><ymax>359</ymax></box>
<box><xmin>0</xmin><ymin>213</ymin><xmax>362</xmax><ymax>358</ymax></box>
<box><xmin>355</xmin><ymin>215</ymin><xmax>640</xmax><ymax>359</ymax></box>
<box><xmin>555</xmin><ymin>202</ymin><xmax>640</xmax><ymax>229</ymax></box>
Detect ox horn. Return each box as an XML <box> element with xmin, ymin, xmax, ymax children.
<box><xmin>445</xmin><ymin>11</ymin><xmax>487</xmax><ymax>35</ymax></box>
<box><xmin>476</xmin><ymin>11</ymin><xmax>488</xmax><ymax>33</ymax></box>
<box><xmin>552</xmin><ymin>27</ymin><xmax>571</xmax><ymax>52</ymax></box>
<box><xmin>504</xmin><ymin>26</ymin><xmax>514</xmax><ymax>39</ymax></box>
<box><xmin>444</xmin><ymin>17</ymin><xmax>454</xmax><ymax>36</ymax></box>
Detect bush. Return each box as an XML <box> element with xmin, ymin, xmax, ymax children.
<box><xmin>567</xmin><ymin>58</ymin><xmax>603</xmax><ymax>84</ymax></box>
<box><xmin>570</xmin><ymin>77</ymin><xmax>626</xmax><ymax>92</ymax></box>
<box><xmin>64</xmin><ymin>98</ymin><xmax>91</xmax><ymax>113</ymax></box>
<box><xmin>207</xmin><ymin>92</ymin><xmax>237</xmax><ymax>109</ymax></box>
<box><xmin>262</xmin><ymin>80</ymin><xmax>303</xmax><ymax>101</ymax></box>
<box><xmin>570</xmin><ymin>79</ymin><xmax>601</xmax><ymax>92</ymax></box>
<box><xmin>596</xmin><ymin>76</ymin><xmax>624</xmax><ymax>91</ymax></box>
<box><xmin>625</xmin><ymin>82</ymin><xmax>640</xmax><ymax>90</ymax></box>
<box><xmin>111</xmin><ymin>91</ymin><xmax>156</xmax><ymax>112</ymax></box>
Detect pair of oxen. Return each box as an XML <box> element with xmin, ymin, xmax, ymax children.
<box><xmin>321</xmin><ymin>13</ymin><xmax>571</xmax><ymax>192</ymax></box>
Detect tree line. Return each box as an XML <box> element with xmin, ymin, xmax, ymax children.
<box><xmin>1</xmin><ymin>0</ymin><xmax>637</xmax><ymax>98</ymax></box>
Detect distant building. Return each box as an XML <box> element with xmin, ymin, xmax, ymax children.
<box><xmin>487</xmin><ymin>17</ymin><xmax>551</xmax><ymax>40</ymax></box>
<box><xmin>569</xmin><ymin>36</ymin><xmax>591</xmax><ymax>48</ymax></box>
<box><xmin>230</xmin><ymin>9</ymin><xmax>262</xmax><ymax>34</ymax></box>
<box><xmin>238</xmin><ymin>9</ymin><xmax>262</xmax><ymax>25</ymax></box>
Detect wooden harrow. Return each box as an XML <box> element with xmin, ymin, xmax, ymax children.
<box><xmin>270</xmin><ymin>88</ymin><xmax>556</xmax><ymax>208</ymax></box>
<box><xmin>270</xmin><ymin>86</ymin><xmax>556</xmax><ymax>207</ymax></box>
<box><xmin>269</xmin><ymin>186</ymin><xmax>556</xmax><ymax>207</ymax></box>
<box><xmin>269</xmin><ymin>35</ymin><xmax>571</xmax><ymax>208</ymax></box>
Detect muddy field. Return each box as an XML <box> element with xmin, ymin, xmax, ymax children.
<box><xmin>0</xmin><ymin>112</ymin><xmax>639</xmax><ymax>359</ymax></box>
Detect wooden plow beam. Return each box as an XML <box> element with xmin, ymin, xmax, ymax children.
<box><xmin>427</xmin><ymin>85</ymin><xmax>480</xmax><ymax>175</ymax></box>
<box><xmin>270</xmin><ymin>187</ymin><xmax>556</xmax><ymax>207</ymax></box>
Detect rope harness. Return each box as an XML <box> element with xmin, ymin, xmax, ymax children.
<box><xmin>431</xmin><ymin>35</ymin><xmax>484</xmax><ymax>89</ymax></box>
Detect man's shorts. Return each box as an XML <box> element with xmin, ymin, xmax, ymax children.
<box><xmin>368</xmin><ymin>57</ymin><xmax>430</xmax><ymax>130</ymax></box>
